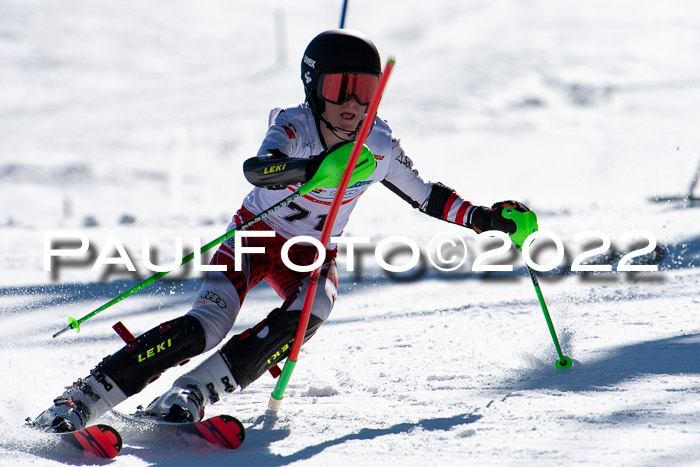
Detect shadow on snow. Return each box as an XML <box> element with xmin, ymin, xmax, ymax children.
<box><xmin>237</xmin><ymin>411</ymin><xmax>482</xmax><ymax>467</ymax></box>
<box><xmin>515</xmin><ymin>333</ymin><xmax>700</xmax><ymax>392</ymax></box>
<box><xmin>108</xmin><ymin>411</ymin><xmax>480</xmax><ymax>467</ymax></box>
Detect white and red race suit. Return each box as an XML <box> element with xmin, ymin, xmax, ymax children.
<box><xmin>189</xmin><ymin>104</ymin><xmax>481</xmax><ymax>349</ymax></box>
<box><xmin>243</xmin><ymin>105</ymin><xmax>481</xmax><ymax>240</ymax></box>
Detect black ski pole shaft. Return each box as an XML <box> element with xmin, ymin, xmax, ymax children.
<box><xmin>687</xmin><ymin>157</ymin><xmax>700</xmax><ymax>200</ymax></box>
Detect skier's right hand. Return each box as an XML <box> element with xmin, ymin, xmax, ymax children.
<box><xmin>303</xmin><ymin>142</ymin><xmax>376</xmax><ymax>192</ymax></box>
<box><xmin>305</xmin><ymin>142</ymin><xmax>353</xmax><ymax>180</ymax></box>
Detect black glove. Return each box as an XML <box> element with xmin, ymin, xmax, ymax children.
<box><xmin>305</xmin><ymin>153</ymin><xmax>325</xmax><ymax>181</ymax></box>
<box><xmin>469</xmin><ymin>200</ymin><xmax>530</xmax><ymax>234</ymax></box>
<box><xmin>305</xmin><ymin>142</ymin><xmax>349</xmax><ymax>181</ymax></box>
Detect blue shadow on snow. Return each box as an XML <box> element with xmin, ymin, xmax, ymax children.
<box><xmin>516</xmin><ymin>333</ymin><xmax>700</xmax><ymax>392</ymax></box>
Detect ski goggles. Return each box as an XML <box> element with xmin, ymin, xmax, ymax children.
<box><xmin>318</xmin><ymin>72</ymin><xmax>380</xmax><ymax>105</ymax></box>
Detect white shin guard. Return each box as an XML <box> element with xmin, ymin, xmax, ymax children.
<box><xmin>144</xmin><ymin>352</ymin><xmax>238</xmax><ymax>423</ymax></box>
<box><xmin>174</xmin><ymin>351</ymin><xmax>239</xmax><ymax>405</ymax></box>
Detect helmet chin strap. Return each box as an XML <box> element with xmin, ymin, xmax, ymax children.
<box><xmin>307</xmin><ymin>102</ymin><xmax>362</xmax><ymax>144</ymax></box>
<box><xmin>306</xmin><ymin>96</ymin><xmax>371</xmax><ymax>146</ymax></box>
<box><xmin>320</xmin><ymin>114</ymin><xmax>360</xmax><ymax>143</ymax></box>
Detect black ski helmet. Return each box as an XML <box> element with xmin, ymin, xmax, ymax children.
<box><xmin>301</xmin><ymin>29</ymin><xmax>381</xmax><ymax>115</ymax></box>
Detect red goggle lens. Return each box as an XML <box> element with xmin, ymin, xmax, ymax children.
<box><xmin>319</xmin><ymin>73</ymin><xmax>379</xmax><ymax>105</ymax></box>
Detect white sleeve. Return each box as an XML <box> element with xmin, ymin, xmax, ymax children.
<box><xmin>382</xmin><ymin>138</ymin><xmax>478</xmax><ymax>227</ymax></box>
<box><xmin>256</xmin><ymin>109</ymin><xmax>301</xmax><ymax>157</ymax></box>
<box><xmin>381</xmin><ymin>137</ymin><xmax>432</xmax><ymax>208</ymax></box>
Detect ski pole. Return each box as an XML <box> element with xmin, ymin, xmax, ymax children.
<box><xmin>52</xmin><ymin>129</ymin><xmax>379</xmax><ymax>338</ymax></box>
<box><xmin>687</xmin><ymin>157</ymin><xmax>700</xmax><ymax>201</ymax></box>
<box><xmin>52</xmin><ymin>191</ymin><xmax>303</xmax><ymax>338</ymax></box>
<box><xmin>339</xmin><ymin>0</ymin><xmax>349</xmax><ymax>28</ymax></box>
<box><xmin>502</xmin><ymin>207</ymin><xmax>572</xmax><ymax>370</ymax></box>
<box><xmin>269</xmin><ymin>57</ymin><xmax>396</xmax><ymax>411</ymax></box>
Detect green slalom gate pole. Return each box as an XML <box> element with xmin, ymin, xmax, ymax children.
<box><xmin>269</xmin><ymin>57</ymin><xmax>396</xmax><ymax>411</ymax></box>
<box><xmin>501</xmin><ymin>207</ymin><xmax>572</xmax><ymax>370</ymax></box>
<box><xmin>51</xmin><ymin>144</ymin><xmax>378</xmax><ymax>339</ymax></box>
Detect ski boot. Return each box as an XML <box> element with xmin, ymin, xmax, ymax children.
<box><xmin>139</xmin><ymin>351</ymin><xmax>240</xmax><ymax>423</ymax></box>
<box><xmin>138</xmin><ymin>383</ymin><xmax>206</xmax><ymax>423</ymax></box>
<box><xmin>32</xmin><ymin>372</ymin><xmax>126</xmax><ymax>433</ymax></box>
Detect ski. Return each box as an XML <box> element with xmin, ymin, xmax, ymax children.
<box><xmin>114</xmin><ymin>411</ymin><xmax>245</xmax><ymax>449</ymax></box>
<box><xmin>61</xmin><ymin>423</ymin><xmax>123</xmax><ymax>459</ymax></box>
<box><xmin>26</xmin><ymin>423</ymin><xmax>123</xmax><ymax>459</ymax></box>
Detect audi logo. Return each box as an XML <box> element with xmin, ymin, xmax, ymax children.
<box><xmin>200</xmin><ymin>291</ymin><xmax>227</xmax><ymax>308</ymax></box>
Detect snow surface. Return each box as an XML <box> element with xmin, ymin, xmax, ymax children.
<box><xmin>1</xmin><ymin>0</ymin><xmax>700</xmax><ymax>465</ymax></box>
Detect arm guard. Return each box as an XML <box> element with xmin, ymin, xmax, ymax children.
<box><xmin>243</xmin><ymin>152</ymin><xmax>313</xmax><ymax>189</ymax></box>
<box><xmin>420</xmin><ymin>182</ymin><xmax>489</xmax><ymax>232</ymax></box>
<box><xmin>420</xmin><ymin>182</ymin><xmax>456</xmax><ymax>219</ymax></box>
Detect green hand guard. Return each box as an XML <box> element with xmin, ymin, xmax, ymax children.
<box><xmin>501</xmin><ymin>207</ymin><xmax>538</xmax><ymax>250</ymax></box>
<box><xmin>299</xmin><ymin>142</ymin><xmax>376</xmax><ymax>196</ymax></box>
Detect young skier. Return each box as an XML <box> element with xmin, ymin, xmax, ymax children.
<box><xmin>33</xmin><ymin>29</ymin><xmax>529</xmax><ymax>432</ymax></box>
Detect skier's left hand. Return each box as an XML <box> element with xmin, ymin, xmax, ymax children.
<box><xmin>470</xmin><ymin>200</ymin><xmax>530</xmax><ymax>234</ymax></box>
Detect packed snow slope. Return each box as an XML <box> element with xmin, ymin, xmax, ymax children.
<box><xmin>1</xmin><ymin>0</ymin><xmax>699</xmax><ymax>465</ymax></box>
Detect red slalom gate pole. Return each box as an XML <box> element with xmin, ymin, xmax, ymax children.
<box><xmin>269</xmin><ymin>57</ymin><xmax>396</xmax><ymax>410</ymax></box>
